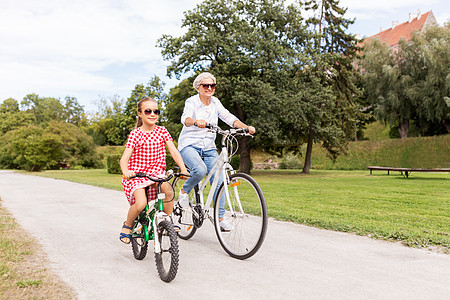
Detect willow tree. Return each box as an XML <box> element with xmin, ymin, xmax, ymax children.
<box><xmin>361</xmin><ymin>24</ymin><xmax>449</xmax><ymax>137</ymax></box>
<box><xmin>361</xmin><ymin>39</ymin><xmax>414</xmax><ymax>138</ymax></box>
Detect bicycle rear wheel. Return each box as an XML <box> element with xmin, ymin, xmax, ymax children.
<box><xmin>154</xmin><ymin>220</ymin><xmax>179</xmax><ymax>282</ymax></box>
<box><xmin>131</xmin><ymin>218</ymin><xmax>148</xmax><ymax>260</ymax></box>
<box><xmin>213</xmin><ymin>172</ymin><xmax>268</xmax><ymax>260</ymax></box>
<box><xmin>172</xmin><ymin>177</ymin><xmax>197</xmax><ymax>240</ymax></box>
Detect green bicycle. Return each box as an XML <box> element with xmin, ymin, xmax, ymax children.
<box><xmin>128</xmin><ymin>170</ymin><xmax>187</xmax><ymax>282</ymax></box>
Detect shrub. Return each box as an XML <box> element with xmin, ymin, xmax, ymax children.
<box><xmin>0</xmin><ymin>121</ymin><xmax>102</xmax><ymax>171</ymax></box>
<box><xmin>230</xmin><ymin>155</ymin><xmax>253</xmax><ymax>171</ymax></box>
<box><xmin>279</xmin><ymin>153</ymin><xmax>302</xmax><ymax>169</ymax></box>
<box><xmin>107</xmin><ymin>154</ymin><xmax>121</xmax><ymax>174</ymax></box>
<box><xmin>230</xmin><ymin>155</ymin><xmax>240</xmax><ymax>170</ymax></box>
<box><xmin>311</xmin><ymin>134</ymin><xmax>450</xmax><ymax>170</ymax></box>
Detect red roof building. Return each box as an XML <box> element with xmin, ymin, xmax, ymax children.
<box><xmin>364</xmin><ymin>10</ymin><xmax>438</xmax><ymax>48</ymax></box>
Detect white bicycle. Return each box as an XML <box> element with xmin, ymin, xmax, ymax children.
<box><xmin>172</xmin><ymin>124</ymin><xmax>268</xmax><ymax>260</ymax></box>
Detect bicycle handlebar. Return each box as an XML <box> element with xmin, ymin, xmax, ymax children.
<box><xmin>194</xmin><ymin>122</ymin><xmax>252</xmax><ymax>136</ymax></box>
<box><xmin>124</xmin><ymin>169</ymin><xmax>190</xmax><ymax>182</ymax></box>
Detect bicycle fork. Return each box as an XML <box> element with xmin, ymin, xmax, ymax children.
<box><xmin>153</xmin><ymin>192</ymin><xmax>171</xmax><ymax>254</ymax></box>
<box><xmin>222</xmin><ymin>166</ymin><xmax>245</xmax><ymax>218</ymax></box>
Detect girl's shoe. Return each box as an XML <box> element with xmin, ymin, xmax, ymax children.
<box><xmin>119</xmin><ymin>222</ymin><xmax>132</xmax><ymax>244</ymax></box>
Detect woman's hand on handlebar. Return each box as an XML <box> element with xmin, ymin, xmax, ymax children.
<box><xmin>247</xmin><ymin>126</ymin><xmax>256</xmax><ymax>135</ymax></box>
<box><xmin>193</xmin><ymin>120</ymin><xmax>207</xmax><ymax>128</ymax></box>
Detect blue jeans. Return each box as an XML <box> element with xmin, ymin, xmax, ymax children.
<box><xmin>180</xmin><ymin>146</ymin><xmax>225</xmax><ymax>218</ymax></box>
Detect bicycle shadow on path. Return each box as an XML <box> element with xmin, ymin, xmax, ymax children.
<box><xmin>0</xmin><ymin>170</ymin><xmax>449</xmax><ymax>299</ymax></box>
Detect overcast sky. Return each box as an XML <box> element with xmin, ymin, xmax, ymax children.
<box><xmin>1</xmin><ymin>0</ymin><xmax>448</xmax><ymax>113</ymax></box>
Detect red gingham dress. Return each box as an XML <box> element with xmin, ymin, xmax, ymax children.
<box><xmin>121</xmin><ymin>126</ymin><xmax>173</xmax><ymax>205</ymax></box>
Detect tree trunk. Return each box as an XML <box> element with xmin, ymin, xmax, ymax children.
<box><xmin>302</xmin><ymin>127</ymin><xmax>314</xmax><ymax>174</ymax></box>
<box><xmin>238</xmin><ymin>136</ymin><xmax>251</xmax><ymax>174</ymax></box>
<box><xmin>233</xmin><ymin>102</ymin><xmax>251</xmax><ymax>174</ymax></box>
<box><xmin>443</xmin><ymin>119</ymin><xmax>450</xmax><ymax>133</ymax></box>
<box><xmin>398</xmin><ymin>118</ymin><xmax>409</xmax><ymax>139</ymax></box>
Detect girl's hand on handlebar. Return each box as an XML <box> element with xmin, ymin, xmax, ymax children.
<box><xmin>122</xmin><ymin>170</ymin><xmax>135</xmax><ymax>180</ymax></box>
<box><xmin>179</xmin><ymin>168</ymin><xmax>190</xmax><ymax>180</ymax></box>
<box><xmin>247</xmin><ymin>126</ymin><xmax>256</xmax><ymax>134</ymax></box>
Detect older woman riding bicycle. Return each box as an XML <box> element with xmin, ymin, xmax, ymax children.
<box><xmin>177</xmin><ymin>72</ymin><xmax>255</xmax><ymax>231</ymax></box>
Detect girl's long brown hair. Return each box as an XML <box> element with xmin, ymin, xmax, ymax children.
<box><xmin>136</xmin><ymin>97</ymin><xmax>158</xmax><ymax>128</ymax></box>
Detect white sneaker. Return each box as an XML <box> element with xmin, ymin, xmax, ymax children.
<box><xmin>219</xmin><ymin>220</ymin><xmax>233</xmax><ymax>232</ymax></box>
<box><xmin>178</xmin><ymin>192</ymin><xmax>190</xmax><ymax>208</ymax></box>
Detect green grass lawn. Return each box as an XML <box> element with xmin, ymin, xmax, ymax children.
<box><xmin>252</xmin><ymin>170</ymin><xmax>449</xmax><ymax>250</ymax></box>
<box><xmin>25</xmin><ymin>168</ymin><xmax>450</xmax><ymax>251</ymax></box>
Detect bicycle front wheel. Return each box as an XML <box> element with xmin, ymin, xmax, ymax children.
<box><xmin>213</xmin><ymin>172</ymin><xmax>268</xmax><ymax>260</ymax></box>
<box><xmin>154</xmin><ymin>220</ymin><xmax>179</xmax><ymax>282</ymax></box>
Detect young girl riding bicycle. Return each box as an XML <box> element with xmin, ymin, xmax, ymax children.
<box><xmin>119</xmin><ymin>97</ymin><xmax>188</xmax><ymax>244</ymax></box>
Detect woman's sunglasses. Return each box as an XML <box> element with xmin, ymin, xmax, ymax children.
<box><xmin>143</xmin><ymin>109</ymin><xmax>160</xmax><ymax>115</ymax></box>
<box><xmin>201</xmin><ymin>83</ymin><xmax>216</xmax><ymax>89</ymax></box>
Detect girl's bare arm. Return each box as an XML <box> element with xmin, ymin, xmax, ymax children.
<box><xmin>120</xmin><ymin>148</ymin><xmax>135</xmax><ymax>178</ymax></box>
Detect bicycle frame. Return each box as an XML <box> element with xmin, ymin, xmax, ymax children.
<box><xmin>190</xmin><ymin>130</ymin><xmax>243</xmax><ymax>222</ymax></box>
<box><xmin>133</xmin><ymin>188</ymin><xmax>170</xmax><ymax>254</ymax></box>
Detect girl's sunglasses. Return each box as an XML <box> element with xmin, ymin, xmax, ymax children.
<box><xmin>143</xmin><ymin>109</ymin><xmax>160</xmax><ymax>115</ymax></box>
<box><xmin>201</xmin><ymin>83</ymin><xmax>216</xmax><ymax>89</ymax></box>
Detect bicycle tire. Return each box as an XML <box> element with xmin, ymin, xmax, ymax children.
<box><xmin>213</xmin><ymin>172</ymin><xmax>268</xmax><ymax>260</ymax></box>
<box><xmin>154</xmin><ymin>220</ymin><xmax>179</xmax><ymax>282</ymax></box>
<box><xmin>131</xmin><ymin>218</ymin><xmax>148</xmax><ymax>260</ymax></box>
<box><xmin>172</xmin><ymin>177</ymin><xmax>197</xmax><ymax>240</ymax></box>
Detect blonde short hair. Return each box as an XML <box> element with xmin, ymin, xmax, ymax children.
<box><xmin>193</xmin><ymin>72</ymin><xmax>216</xmax><ymax>89</ymax></box>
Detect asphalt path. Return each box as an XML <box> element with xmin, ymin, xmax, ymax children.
<box><xmin>0</xmin><ymin>170</ymin><xmax>449</xmax><ymax>299</ymax></box>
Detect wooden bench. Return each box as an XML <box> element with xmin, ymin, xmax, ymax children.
<box><xmin>367</xmin><ymin>166</ymin><xmax>450</xmax><ymax>178</ymax></box>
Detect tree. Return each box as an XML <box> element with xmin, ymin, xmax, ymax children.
<box><xmin>0</xmin><ymin>121</ymin><xmax>102</xmax><ymax>171</ymax></box>
<box><xmin>88</xmin><ymin>95</ymin><xmax>125</xmax><ymax>145</ymax></box>
<box><xmin>17</xmin><ymin>94</ymin><xmax>87</xmax><ymax>127</ymax></box>
<box><xmin>362</xmin><ymin>39</ymin><xmax>416</xmax><ymax>138</ymax></box>
<box><xmin>0</xmin><ymin>125</ymin><xmax>60</xmax><ymax>171</ymax></box>
<box><xmin>44</xmin><ymin>121</ymin><xmax>102</xmax><ymax>168</ymax></box>
<box><xmin>21</xmin><ymin>94</ymin><xmax>65</xmax><ymax>125</ymax></box>
<box><xmin>0</xmin><ymin>98</ymin><xmax>35</xmax><ymax>134</ymax></box>
<box><xmin>0</xmin><ymin>98</ymin><xmax>20</xmax><ymax>113</ymax></box>
<box><xmin>159</xmin><ymin>0</ymin><xmax>311</xmax><ymax>173</ymax></box>
<box><xmin>406</xmin><ymin>24</ymin><xmax>450</xmax><ymax>134</ymax></box>
<box><xmin>63</xmin><ymin>96</ymin><xmax>87</xmax><ymax>126</ymax></box>
<box><xmin>299</xmin><ymin>0</ymin><xmax>362</xmax><ymax>172</ymax></box>
<box><xmin>361</xmin><ymin>24</ymin><xmax>450</xmax><ymax>137</ymax></box>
